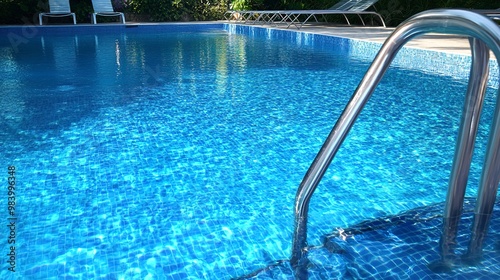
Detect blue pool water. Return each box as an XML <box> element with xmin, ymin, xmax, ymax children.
<box><xmin>0</xmin><ymin>24</ymin><xmax>499</xmax><ymax>279</ymax></box>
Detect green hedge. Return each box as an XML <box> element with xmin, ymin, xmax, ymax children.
<box><xmin>0</xmin><ymin>0</ymin><xmax>94</xmax><ymax>24</ymax></box>
<box><xmin>126</xmin><ymin>0</ymin><xmax>229</xmax><ymax>22</ymax></box>
<box><xmin>232</xmin><ymin>0</ymin><xmax>499</xmax><ymax>26</ymax></box>
<box><xmin>374</xmin><ymin>0</ymin><xmax>499</xmax><ymax>26</ymax></box>
<box><xmin>0</xmin><ymin>0</ymin><xmax>229</xmax><ymax>24</ymax></box>
<box><xmin>0</xmin><ymin>0</ymin><xmax>40</xmax><ymax>24</ymax></box>
<box><xmin>0</xmin><ymin>0</ymin><xmax>498</xmax><ymax>25</ymax></box>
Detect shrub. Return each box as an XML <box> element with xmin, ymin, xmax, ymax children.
<box><xmin>0</xmin><ymin>0</ymin><xmax>498</xmax><ymax>25</ymax></box>
<box><xmin>375</xmin><ymin>0</ymin><xmax>500</xmax><ymax>26</ymax></box>
<box><xmin>0</xmin><ymin>0</ymin><xmax>40</xmax><ymax>24</ymax></box>
<box><xmin>126</xmin><ymin>0</ymin><xmax>229</xmax><ymax>22</ymax></box>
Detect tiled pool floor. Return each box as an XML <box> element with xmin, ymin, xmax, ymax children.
<box><xmin>1</xmin><ymin>21</ymin><xmax>499</xmax><ymax>279</ymax></box>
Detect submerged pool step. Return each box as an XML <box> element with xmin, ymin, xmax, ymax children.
<box><xmin>237</xmin><ymin>198</ymin><xmax>500</xmax><ymax>279</ymax></box>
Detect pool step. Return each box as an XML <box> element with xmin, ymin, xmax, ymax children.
<box><xmin>237</xmin><ymin>198</ymin><xmax>500</xmax><ymax>279</ymax></box>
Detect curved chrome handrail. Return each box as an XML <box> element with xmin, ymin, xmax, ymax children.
<box><xmin>291</xmin><ymin>9</ymin><xmax>500</xmax><ymax>271</ymax></box>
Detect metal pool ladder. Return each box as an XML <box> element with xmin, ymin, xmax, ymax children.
<box><xmin>291</xmin><ymin>9</ymin><xmax>500</xmax><ymax>271</ymax></box>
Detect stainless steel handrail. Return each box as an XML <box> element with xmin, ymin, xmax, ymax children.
<box><xmin>290</xmin><ymin>9</ymin><xmax>500</xmax><ymax>272</ymax></box>
<box><xmin>438</xmin><ymin>37</ymin><xmax>490</xmax><ymax>267</ymax></box>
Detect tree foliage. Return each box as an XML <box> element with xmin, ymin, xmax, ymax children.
<box><xmin>125</xmin><ymin>0</ymin><xmax>229</xmax><ymax>22</ymax></box>
<box><xmin>0</xmin><ymin>0</ymin><xmax>40</xmax><ymax>24</ymax></box>
<box><xmin>374</xmin><ymin>0</ymin><xmax>499</xmax><ymax>26</ymax></box>
<box><xmin>232</xmin><ymin>0</ymin><xmax>499</xmax><ymax>26</ymax></box>
<box><xmin>0</xmin><ymin>0</ymin><xmax>229</xmax><ymax>24</ymax></box>
<box><xmin>0</xmin><ymin>0</ymin><xmax>498</xmax><ymax>25</ymax></box>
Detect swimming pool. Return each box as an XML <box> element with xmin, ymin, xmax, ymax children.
<box><xmin>0</xmin><ymin>23</ymin><xmax>499</xmax><ymax>279</ymax></box>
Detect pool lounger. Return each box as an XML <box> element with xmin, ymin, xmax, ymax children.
<box><xmin>39</xmin><ymin>0</ymin><xmax>77</xmax><ymax>25</ymax></box>
<box><xmin>224</xmin><ymin>0</ymin><xmax>385</xmax><ymax>28</ymax></box>
<box><xmin>91</xmin><ymin>0</ymin><xmax>126</xmax><ymax>24</ymax></box>
<box><xmin>473</xmin><ymin>8</ymin><xmax>500</xmax><ymax>21</ymax></box>
<box><xmin>226</xmin><ymin>9</ymin><xmax>386</xmax><ymax>29</ymax></box>
<box><xmin>278</xmin><ymin>9</ymin><xmax>386</xmax><ymax>29</ymax></box>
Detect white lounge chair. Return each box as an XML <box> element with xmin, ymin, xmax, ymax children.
<box><xmin>473</xmin><ymin>8</ymin><xmax>500</xmax><ymax>21</ymax></box>
<box><xmin>225</xmin><ymin>0</ymin><xmax>358</xmax><ymax>23</ymax></box>
<box><xmin>329</xmin><ymin>0</ymin><xmax>357</xmax><ymax>10</ymax></box>
<box><xmin>91</xmin><ymin>0</ymin><xmax>126</xmax><ymax>24</ymax></box>
<box><xmin>281</xmin><ymin>0</ymin><xmax>385</xmax><ymax>29</ymax></box>
<box><xmin>39</xmin><ymin>0</ymin><xmax>76</xmax><ymax>25</ymax></box>
<box><xmin>225</xmin><ymin>0</ymin><xmax>385</xmax><ymax>28</ymax></box>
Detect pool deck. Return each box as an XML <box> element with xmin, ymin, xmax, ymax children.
<box><xmin>296</xmin><ymin>26</ymin><xmax>475</xmax><ymax>55</ymax></box>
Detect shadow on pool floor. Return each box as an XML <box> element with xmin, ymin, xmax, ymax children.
<box><xmin>236</xmin><ymin>197</ymin><xmax>500</xmax><ymax>279</ymax></box>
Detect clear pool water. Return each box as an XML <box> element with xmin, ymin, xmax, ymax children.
<box><xmin>0</xmin><ymin>24</ymin><xmax>498</xmax><ymax>279</ymax></box>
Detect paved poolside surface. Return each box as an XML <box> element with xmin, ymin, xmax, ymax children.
<box><xmin>296</xmin><ymin>26</ymin><xmax>474</xmax><ymax>55</ymax></box>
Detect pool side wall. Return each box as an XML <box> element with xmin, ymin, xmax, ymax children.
<box><xmin>224</xmin><ymin>24</ymin><xmax>499</xmax><ymax>89</ymax></box>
